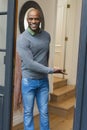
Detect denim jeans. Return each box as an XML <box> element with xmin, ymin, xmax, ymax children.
<box><xmin>22</xmin><ymin>77</ymin><xmax>50</xmax><ymax>130</ymax></box>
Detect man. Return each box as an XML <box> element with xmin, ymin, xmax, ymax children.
<box><xmin>17</xmin><ymin>8</ymin><xmax>66</xmax><ymax>130</ymax></box>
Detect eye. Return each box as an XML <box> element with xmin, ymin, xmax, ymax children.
<box><xmin>35</xmin><ymin>18</ymin><xmax>40</xmax><ymax>21</ymax></box>
<box><xmin>28</xmin><ymin>18</ymin><xmax>40</xmax><ymax>21</ymax></box>
<box><xmin>28</xmin><ymin>18</ymin><xmax>33</xmax><ymax>21</ymax></box>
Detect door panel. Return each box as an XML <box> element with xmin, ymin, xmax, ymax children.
<box><xmin>54</xmin><ymin>0</ymin><xmax>67</xmax><ymax>77</ymax></box>
<box><xmin>0</xmin><ymin>15</ymin><xmax>7</xmax><ymax>49</ymax></box>
<box><xmin>0</xmin><ymin>52</ymin><xmax>6</xmax><ymax>86</ymax></box>
<box><xmin>0</xmin><ymin>3</ymin><xmax>7</xmax><ymax>87</ymax></box>
<box><xmin>0</xmin><ymin>0</ymin><xmax>16</xmax><ymax>130</ymax></box>
<box><xmin>0</xmin><ymin>4</ymin><xmax>7</xmax><ymax>128</ymax></box>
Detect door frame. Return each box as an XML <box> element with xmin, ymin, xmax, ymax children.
<box><xmin>1</xmin><ymin>0</ymin><xmax>87</xmax><ymax>129</ymax></box>
<box><xmin>0</xmin><ymin>0</ymin><xmax>16</xmax><ymax>130</ymax></box>
<box><xmin>73</xmin><ymin>0</ymin><xmax>87</xmax><ymax>129</ymax></box>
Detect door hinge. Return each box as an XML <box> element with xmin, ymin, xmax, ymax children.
<box><xmin>65</xmin><ymin>36</ymin><xmax>68</xmax><ymax>41</ymax></box>
<box><xmin>67</xmin><ymin>4</ymin><xmax>70</xmax><ymax>8</ymax></box>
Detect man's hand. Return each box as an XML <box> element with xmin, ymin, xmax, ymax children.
<box><xmin>53</xmin><ymin>68</ymin><xmax>67</xmax><ymax>75</ymax></box>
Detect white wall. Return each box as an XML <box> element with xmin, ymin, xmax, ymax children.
<box><xmin>71</xmin><ymin>0</ymin><xmax>82</xmax><ymax>84</ymax></box>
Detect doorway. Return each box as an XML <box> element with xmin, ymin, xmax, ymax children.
<box><xmin>54</xmin><ymin>0</ymin><xmax>82</xmax><ymax>84</ymax></box>
<box><xmin>49</xmin><ymin>0</ymin><xmax>82</xmax><ymax>130</ymax></box>
<box><xmin>12</xmin><ymin>0</ymin><xmax>82</xmax><ymax>130</ymax></box>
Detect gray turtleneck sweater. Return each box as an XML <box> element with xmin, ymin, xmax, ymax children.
<box><xmin>17</xmin><ymin>29</ymin><xmax>54</xmax><ymax>79</ymax></box>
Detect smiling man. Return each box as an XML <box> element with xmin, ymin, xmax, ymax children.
<box><xmin>17</xmin><ymin>8</ymin><xmax>65</xmax><ymax>130</ymax></box>
<box><xmin>27</xmin><ymin>8</ymin><xmax>41</xmax><ymax>33</ymax></box>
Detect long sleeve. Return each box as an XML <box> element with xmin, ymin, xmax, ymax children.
<box><xmin>17</xmin><ymin>36</ymin><xmax>54</xmax><ymax>74</ymax></box>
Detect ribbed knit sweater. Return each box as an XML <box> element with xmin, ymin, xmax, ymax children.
<box><xmin>17</xmin><ymin>29</ymin><xmax>54</xmax><ymax>79</ymax></box>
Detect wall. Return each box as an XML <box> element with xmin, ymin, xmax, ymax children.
<box><xmin>71</xmin><ymin>0</ymin><xmax>82</xmax><ymax>83</ymax></box>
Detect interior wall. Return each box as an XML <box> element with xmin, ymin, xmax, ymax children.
<box><xmin>71</xmin><ymin>0</ymin><xmax>82</xmax><ymax>83</ymax></box>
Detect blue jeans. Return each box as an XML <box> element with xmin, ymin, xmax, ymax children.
<box><xmin>22</xmin><ymin>78</ymin><xmax>50</xmax><ymax>130</ymax></box>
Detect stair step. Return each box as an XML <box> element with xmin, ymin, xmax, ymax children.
<box><xmin>49</xmin><ymin>76</ymin><xmax>76</xmax><ymax>117</ymax></box>
<box><xmin>52</xmin><ymin>85</ymin><xmax>75</xmax><ymax>96</ymax></box>
<box><xmin>53</xmin><ymin>77</ymin><xmax>67</xmax><ymax>90</ymax></box>
<box><xmin>50</xmin><ymin>97</ymin><xmax>75</xmax><ymax>110</ymax></box>
<box><xmin>58</xmin><ymin>97</ymin><xmax>75</xmax><ymax>110</ymax></box>
<box><xmin>50</xmin><ymin>85</ymin><xmax>75</xmax><ymax>102</ymax></box>
<box><xmin>49</xmin><ymin>97</ymin><xmax>75</xmax><ymax>117</ymax></box>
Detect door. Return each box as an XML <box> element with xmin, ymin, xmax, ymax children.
<box><xmin>54</xmin><ymin>0</ymin><xmax>67</xmax><ymax>77</ymax></box>
<box><xmin>0</xmin><ymin>0</ymin><xmax>16</xmax><ymax>130</ymax></box>
<box><xmin>73</xmin><ymin>0</ymin><xmax>87</xmax><ymax>129</ymax></box>
<box><xmin>54</xmin><ymin>0</ymin><xmax>81</xmax><ymax>85</ymax></box>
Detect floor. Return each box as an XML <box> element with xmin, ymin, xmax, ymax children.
<box><xmin>12</xmin><ymin>111</ymin><xmax>74</xmax><ymax>130</ymax></box>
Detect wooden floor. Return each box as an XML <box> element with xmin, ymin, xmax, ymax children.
<box><xmin>12</xmin><ymin>111</ymin><xmax>74</xmax><ymax>130</ymax></box>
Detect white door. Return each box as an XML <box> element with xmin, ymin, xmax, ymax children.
<box><xmin>54</xmin><ymin>0</ymin><xmax>81</xmax><ymax>83</ymax></box>
<box><xmin>54</xmin><ymin>0</ymin><xmax>68</xmax><ymax>77</ymax></box>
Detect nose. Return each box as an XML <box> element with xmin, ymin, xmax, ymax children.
<box><xmin>32</xmin><ymin>19</ymin><xmax>36</xmax><ymax>23</ymax></box>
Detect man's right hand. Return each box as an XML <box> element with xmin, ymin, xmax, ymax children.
<box><xmin>53</xmin><ymin>68</ymin><xmax>67</xmax><ymax>75</ymax></box>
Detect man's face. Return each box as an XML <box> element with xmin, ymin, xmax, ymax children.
<box><xmin>27</xmin><ymin>10</ymin><xmax>41</xmax><ymax>32</ymax></box>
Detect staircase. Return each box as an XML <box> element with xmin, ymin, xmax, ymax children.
<box><xmin>49</xmin><ymin>76</ymin><xmax>76</xmax><ymax>117</ymax></box>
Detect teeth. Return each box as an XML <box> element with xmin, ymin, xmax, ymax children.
<box><xmin>31</xmin><ymin>24</ymin><xmax>37</xmax><ymax>27</ymax></box>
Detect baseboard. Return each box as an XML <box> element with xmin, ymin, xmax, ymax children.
<box><xmin>13</xmin><ymin>106</ymin><xmax>39</xmax><ymax>126</ymax></box>
<box><xmin>13</xmin><ymin>111</ymin><xmax>23</xmax><ymax>126</ymax></box>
